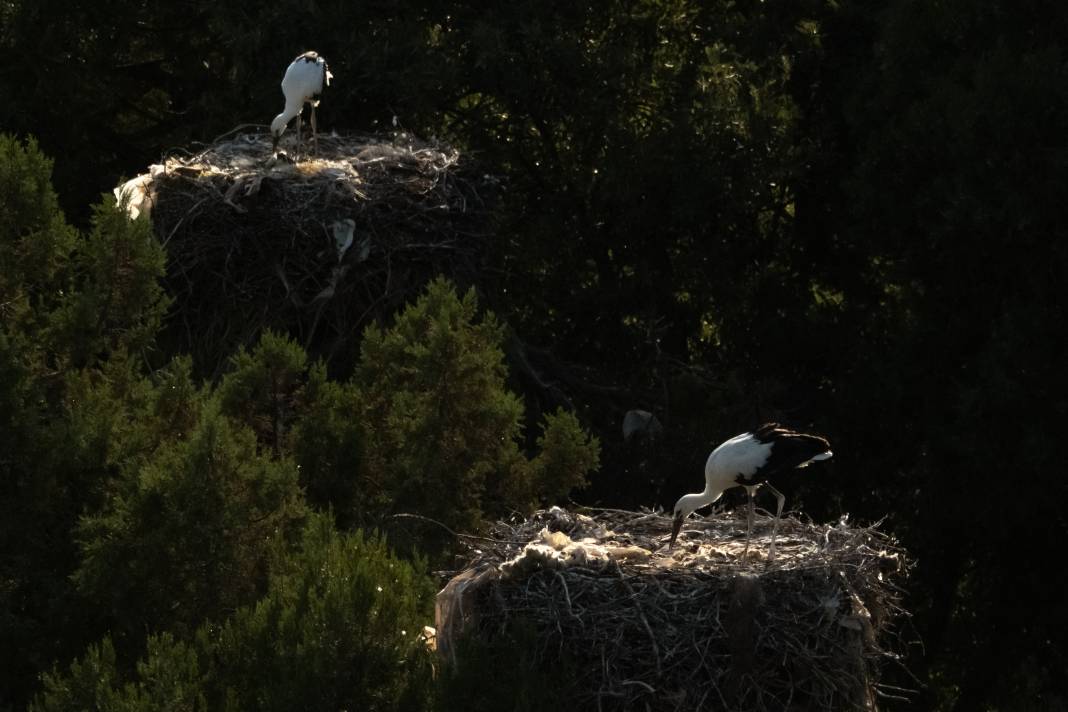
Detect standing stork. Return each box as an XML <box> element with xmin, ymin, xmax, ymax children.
<box><xmin>669</xmin><ymin>423</ymin><xmax>832</xmax><ymax>560</ymax></box>
<box><xmin>271</xmin><ymin>51</ymin><xmax>333</xmax><ymax>156</ymax></box>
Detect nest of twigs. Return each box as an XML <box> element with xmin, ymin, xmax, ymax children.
<box><xmin>123</xmin><ymin>129</ymin><xmax>494</xmax><ymax>376</ymax></box>
<box><xmin>436</xmin><ymin>506</ymin><xmax>911</xmax><ymax>711</ymax></box>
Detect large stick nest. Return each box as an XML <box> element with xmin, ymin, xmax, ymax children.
<box><xmin>125</xmin><ymin>129</ymin><xmax>495</xmax><ymax>376</ymax></box>
<box><xmin>436</xmin><ymin>507</ymin><xmax>912</xmax><ymax>711</ymax></box>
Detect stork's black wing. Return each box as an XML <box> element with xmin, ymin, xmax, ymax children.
<box><xmin>752</xmin><ymin>423</ymin><xmax>832</xmax><ymax>476</ymax></box>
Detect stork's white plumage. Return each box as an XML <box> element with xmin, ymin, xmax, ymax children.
<box><xmin>271</xmin><ymin>51</ymin><xmax>333</xmax><ymax>155</ymax></box>
<box><xmin>669</xmin><ymin>422</ymin><xmax>832</xmax><ymax>560</ymax></box>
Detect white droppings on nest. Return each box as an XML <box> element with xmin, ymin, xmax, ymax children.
<box><xmin>499</xmin><ymin>527</ymin><xmax>651</xmax><ymax>578</ymax></box>
<box><xmin>114</xmin><ymin>164</ymin><xmax>164</xmax><ymax>220</ymax></box>
<box><xmin>664</xmin><ymin>531</ymin><xmax>826</xmax><ymax>568</ymax></box>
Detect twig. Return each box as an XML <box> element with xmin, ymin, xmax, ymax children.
<box><xmin>388</xmin><ymin>513</ymin><xmax>529</xmax><ymax>545</ymax></box>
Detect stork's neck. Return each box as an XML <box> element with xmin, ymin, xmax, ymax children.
<box><xmin>271</xmin><ymin>100</ymin><xmax>304</xmax><ymax>135</ymax></box>
<box><xmin>675</xmin><ymin>488</ymin><xmax>725</xmax><ymax>519</ymax></box>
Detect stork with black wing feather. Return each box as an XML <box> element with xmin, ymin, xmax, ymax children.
<box><xmin>670</xmin><ymin>423</ymin><xmax>833</xmax><ymax>560</ymax></box>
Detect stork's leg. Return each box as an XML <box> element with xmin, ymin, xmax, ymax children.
<box><xmin>296</xmin><ymin>113</ymin><xmax>303</xmax><ymax>158</ymax></box>
<box><xmin>763</xmin><ymin>482</ymin><xmax>786</xmax><ymax>562</ymax></box>
<box><xmin>743</xmin><ymin>486</ymin><xmax>757</xmax><ymax>559</ymax></box>
<box><xmin>310</xmin><ymin>105</ymin><xmax>318</xmax><ymax>155</ymax></box>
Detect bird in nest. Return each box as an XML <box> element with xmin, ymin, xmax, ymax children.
<box><xmin>670</xmin><ymin>422</ymin><xmax>832</xmax><ymax>561</ymax></box>
<box><xmin>271</xmin><ymin>51</ymin><xmax>333</xmax><ymax>157</ymax></box>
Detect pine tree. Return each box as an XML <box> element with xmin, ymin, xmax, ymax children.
<box><xmin>356</xmin><ymin>277</ymin><xmax>526</xmax><ymax>534</ymax></box>
<box><xmin>34</xmin><ymin>515</ymin><xmax>434</xmax><ymax>712</ymax></box>
<box><xmin>73</xmin><ymin>400</ymin><xmax>307</xmax><ymax>643</ymax></box>
<box><xmin>355</xmin><ymin>277</ymin><xmax>600</xmax><ymax>539</ymax></box>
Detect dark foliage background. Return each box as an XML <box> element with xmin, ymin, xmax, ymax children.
<box><xmin>2</xmin><ymin>0</ymin><xmax>1066</xmax><ymax>709</ymax></box>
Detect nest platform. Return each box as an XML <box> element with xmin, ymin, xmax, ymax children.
<box><xmin>436</xmin><ymin>506</ymin><xmax>911</xmax><ymax>711</ymax></box>
<box><xmin>117</xmin><ymin>129</ymin><xmax>494</xmax><ymax>375</ymax></box>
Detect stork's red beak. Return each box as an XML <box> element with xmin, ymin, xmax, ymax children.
<box><xmin>669</xmin><ymin>513</ymin><xmax>684</xmax><ymax>548</ymax></box>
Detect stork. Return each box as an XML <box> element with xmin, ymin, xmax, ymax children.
<box><xmin>271</xmin><ymin>51</ymin><xmax>333</xmax><ymax>156</ymax></box>
<box><xmin>669</xmin><ymin>423</ymin><xmax>832</xmax><ymax>560</ymax></box>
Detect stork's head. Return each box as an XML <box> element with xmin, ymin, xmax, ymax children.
<box><xmin>669</xmin><ymin>497</ymin><xmax>691</xmax><ymax>548</ymax></box>
<box><xmin>669</xmin><ymin>508</ymin><xmax>685</xmax><ymax>548</ymax></box>
<box><xmin>669</xmin><ymin>490</ymin><xmax>724</xmax><ymax>548</ymax></box>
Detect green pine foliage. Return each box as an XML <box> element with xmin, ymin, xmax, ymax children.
<box><xmin>0</xmin><ymin>134</ymin><xmax>77</xmax><ymax>338</ymax></box>
<box><xmin>32</xmin><ymin>633</ymin><xmax>208</xmax><ymax>712</ymax></box>
<box><xmin>290</xmin><ymin>364</ymin><xmax>364</xmax><ymax>526</ymax></box>
<box><xmin>355</xmin><ymin>277</ymin><xmax>600</xmax><ymax>538</ymax></box>
<box><xmin>213</xmin><ymin>290</ymin><xmax>602</xmax><ymax>538</ymax></box>
<box><xmin>126</xmin><ymin>633</ymin><xmax>208</xmax><ymax>712</ymax></box>
<box><xmin>47</xmin><ymin>197</ymin><xmax>171</xmax><ymax>369</ymax></box>
<box><xmin>218</xmin><ymin>330</ymin><xmax>309</xmax><ymax>455</ymax></box>
<box><xmin>29</xmin><ymin>638</ymin><xmax>126</xmax><ymax>712</ymax></box>
<box><xmin>0</xmin><ymin>136</ymin><xmax>178</xmax><ymax>707</ymax></box>
<box><xmin>73</xmin><ymin>400</ymin><xmax>307</xmax><ymax>643</ymax></box>
<box><xmin>529</xmin><ymin>408</ymin><xmax>601</xmax><ymax>506</ymax></box>
<box><xmin>205</xmin><ymin>515</ymin><xmax>434</xmax><ymax>712</ymax></box>
<box><xmin>357</xmin><ymin>277</ymin><xmax>526</xmax><ymax>533</ymax></box>
<box><xmin>218</xmin><ymin>331</ymin><xmax>368</xmax><ymax>522</ymax></box>
<box><xmin>34</xmin><ymin>515</ymin><xmax>434</xmax><ymax>712</ymax></box>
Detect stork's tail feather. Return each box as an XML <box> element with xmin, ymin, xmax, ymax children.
<box><xmin>798</xmin><ymin>449</ymin><xmax>833</xmax><ymax>467</ymax></box>
<box><xmin>791</xmin><ymin>437</ymin><xmax>832</xmax><ymax>466</ymax></box>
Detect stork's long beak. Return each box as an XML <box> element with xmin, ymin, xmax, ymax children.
<box><xmin>669</xmin><ymin>513</ymin><xmax>684</xmax><ymax>548</ymax></box>
<box><xmin>271</xmin><ymin>132</ymin><xmax>280</xmax><ymax>153</ymax></box>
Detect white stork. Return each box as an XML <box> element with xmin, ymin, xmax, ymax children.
<box><xmin>271</xmin><ymin>51</ymin><xmax>333</xmax><ymax>155</ymax></box>
<box><xmin>669</xmin><ymin>422</ymin><xmax>832</xmax><ymax>560</ymax></box>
